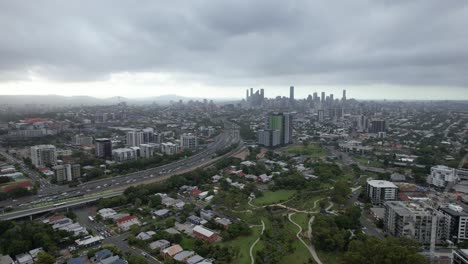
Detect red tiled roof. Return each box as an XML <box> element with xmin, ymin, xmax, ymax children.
<box><xmin>191</xmin><ymin>189</ymin><xmax>202</xmax><ymax>196</ymax></box>
<box><xmin>1</xmin><ymin>181</ymin><xmax>33</xmax><ymax>192</ymax></box>
<box><xmin>49</xmin><ymin>215</ymin><xmax>66</xmax><ymax>222</ymax></box>
<box><xmin>116</xmin><ymin>215</ymin><xmax>137</xmax><ymax>224</ymax></box>
<box><xmin>23</xmin><ymin>118</ymin><xmax>49</xmax><ymax>123</ymax></box>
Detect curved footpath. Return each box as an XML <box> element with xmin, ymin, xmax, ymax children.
<box><xmin>288</xmin><ymin>213</ymin><xmax>323</xmax><ymax>264</ymax></box>
<box><xmin>249</xmin><ymin>220</ymin><xmax>265</xmax><ymax>264</ymax></box>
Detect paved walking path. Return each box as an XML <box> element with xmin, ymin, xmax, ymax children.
<box><xmin>249</xmin><ymin>219</ymin><xmax>265</xmax><ymax>264</ymax></box>
<box><xmin>288</xmin><ymin>213</ymin><xmax>323</xmax><ymax>264</ymax></box>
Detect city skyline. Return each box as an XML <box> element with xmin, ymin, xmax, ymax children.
<box><xmin>0</xmin><ymin>1</ymin><xmax>468</xmax><ymax>100</ymax></box>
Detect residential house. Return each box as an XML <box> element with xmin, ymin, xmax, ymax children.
<box><xmin>116</xmin><ymin>216</ymin><xmax>140</xmax><ymax>231</ymax></box>
<box><xmin>193</xmin><ymin>226</ymin><xmax>217</xmax><ymax>243</ymax></box>
<box><xmin>15</xmin><ymin>254</ymin><xmax>33</xmax><ymax>264</ymax></box>
<box><xmin>149</xmin><ymin>240</ymin><xmax>170</xmax><ymax>251</ymax></box>
<box><xmin>161</xmin><ymin>245</ymin><xmax>183</xmax><ymax>258</ymax></box>
<box><xmin>173</xmin><ymin>251</ymin><xmax>195</xmax><ymax>262</ymax></box>
<box><xmin>0</xmin><ymin>255</ymin><xmax>14</xmax><ymax>264</ymax></box>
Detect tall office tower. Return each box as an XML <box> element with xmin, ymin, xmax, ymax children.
<box><xmin>246</xmin><ymin>89</ymin><xmax>249</xmax><ymax>100</ymax></box>
<box><xmin>260</xmin><ymin>89</ymin><xmax>264</xmax><ymax>100</ymax></box>
<box><xmin>289</xmin><ymin>86</ymin><xmax>294</xmax><ymax>100</ymax></box>
<box><xmin>313</xmin><ymin>92</ymin><xmax>318</xmax><ymax>102</ymax></box>
<box><xmin>95</xmin><ymin>138</ymin><xmax>112</xmax><ymax>158</ymax></box>
<box><xmin>126</xmin><ymin>131</ymin><xmax>144</xmax><ymax>147</ymax></box>
<box><xmin>264</xmin><ymin>112</ymin><xmax>293</xmax><ymax>145</ymax></box>
<box><xmin>342</xmin><ymin>89</ymin><xmax>347</xmax><ymax>101</ymax></box>
<box><xmin>31</xmin><ymin>145</ymin><xmax>57</xmax><ymax>168</ymax></box>
<box><xmin>180</xmin><ymin>133</ymin><xmax>198</xmax><ymax>150</ymax></box>
<box><xmin>369</xmin><ymin>119</ymin><xmax>387</xmax><ymax>133</ymax></box>
<box><xmin>321</xmin><ymin>92</ymin><xmax>325</xmax><ymax>102</ymax></box>
<box><xmin>384</xmin><ymin>201</ymin><xmax>449</xmax><ymax>244</ymax></box>
<box><xmin>142</xmin><ymin>128</ymin><xmax>154</xmax><ymax>143</ymax></box>
<box><xmin>250</xmin><ymin>88</ymin><xmax>254</xmax><ymax>98</ymax></box>
<box><xmin>330</xmin><ymin>94</ymin><xmax>334</xmax><ymax>102</ymax></box>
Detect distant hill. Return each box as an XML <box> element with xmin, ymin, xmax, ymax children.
<box><xmin>0</xmin><ymin>94</ymin><xmax>237</xmax><ymax>106</ymax></box>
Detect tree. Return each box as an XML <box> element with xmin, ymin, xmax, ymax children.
<box><xmin>332</xmin><ymin>180</ymin><xmax>351</xmax><ymax>204</ymax></box>
<box><xmin>343</xmin><ymin>237</ymin><xmax>427</xmax><ymax>264</ymax></box>
<box><xmin>36</xmin><ymin>252</ymin><xmax>55</xmax><ymax>264</ymax></box>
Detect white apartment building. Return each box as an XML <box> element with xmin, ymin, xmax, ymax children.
<box><xmin>161</xmin><ymin>142</ymin><xmax>179</xmax><ymax>155</ymax></box>
<box><xmin>30</xmin><ymin>145</ymin><xmax>57</xmax><ymax>168</ymax></box>
<box><xmin>427</xmin><ymin>165</ymin><xmax>458</xmax><ymax>188</ymax></box>
<box><xmin>140</xmin><ymin>143</ymin><xmax>158</xmax><ymax>158</ymax></box>
<box><xmin>53</xmin><ymin>164</ymin><xmax>81</xmax><ymax>182</ymax></box>
<box><xmin>112</xmin><ymin>148</ymin><xmax>137</xmax><ymax>162</ymax></box>
<box><xmin>180</xmin><ymin>133</ymin><xmax>198</xmax><ymax>150</ymax></box>
<box><xmin>366</xmin><ymin>180</ymin><xmax>398</xmax><ymax>205</ymax></box>
<box><xmin>126</xmin><ymin>131</ymin><xmax>144</xmax><ymax>147</ymax></box>
<box><xmin>384</xmin><ymin>201</ymin><xmax>448</xmax><ymax>244</ymax></box>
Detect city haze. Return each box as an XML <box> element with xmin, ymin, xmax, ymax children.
<box><xmin>1</xmin><ymin>1</ymin><xmax>468</xmax><ymax>100</ymax></box>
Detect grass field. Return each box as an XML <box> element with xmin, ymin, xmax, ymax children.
<box><xmin>279</xmin><ymin>144</ymin><xmax>327</xmax><ymax>158</ymax></box>
<box><xmin>282</xmin><ymin>216</ymin><xmax>313</xmax><ymax>264</ymax></box>
<box><xmin>291</xmin><ymin>213</ymin><xmax>310</xmax><ymax>231</ymax></box>
<box><xmin>221</xmin><ymin>223</ymin><xmax>263</xmax><ymax>264</ymax></box>
<box><xmin>253</xmin><ymin>190</ymin><xmax>296</xmax><ymax>206</ymax></box>
<box><xmin>354</xmin><ymin>156</ymin><xmax>384</xmax><ymax>168</ymax></box>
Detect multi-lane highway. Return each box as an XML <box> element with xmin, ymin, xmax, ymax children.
<box><xmin>0</xmin><ymin>126</ymin><xmax>241</xmax><ymax>212</ymax></box>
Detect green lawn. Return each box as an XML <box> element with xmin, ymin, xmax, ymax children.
<box><xmin>281</xmin><ymin>216</ymin><xmax>314</xmax><ymax>264</ymax></box>
<box><xmin>291</xmin><ymin>213</ymin><xmax>310</xmax><ymax>231</ymax></box>
<box><xmin>354</xmin><ymin>156</ymin><xmax>384</xmax><ymax>168</ymax></box>
<box><xmin>253</xmin><ymin>190</ymin><xmax>296</xmax><ymax>206</ymax></box>
<box><xmin>180</xmin><ymin>236</ymin><xmax>196</xmax><ymax>250</ymax></box>
<box><xmin>221</xmin><ymin>224</ymin><xmax>263</xmax><ymax>264</ymax></box>
<box><xmin>279</xmin><ymin>144</ymin><xmax>327</xmax><ymax>158</ymax></box>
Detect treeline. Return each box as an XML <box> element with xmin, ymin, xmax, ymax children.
<box><xmin>0</xmin><ymin>221</ymin><xmax>75</xmax><ymax>256</ymax></box>
<box><xmin>312</xmin><ymin>206</ymin><xmax>427</xmax><ymax>264</ymax></box>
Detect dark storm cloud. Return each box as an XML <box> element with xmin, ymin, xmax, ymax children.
<box><xmin>0</xmin><ymin>0</ymin><xmax>467</xmax><ymax>88</ymax></box>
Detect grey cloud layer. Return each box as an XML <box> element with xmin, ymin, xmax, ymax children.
<box><xmin>0</xmin><ymin>0</ymin><xmax>468</xmax><ymax>87</ymax></box>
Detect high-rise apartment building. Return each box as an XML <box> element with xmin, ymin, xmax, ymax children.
<box><xmin>369</xmin><ymin>119</ymin><xmax>387</xmax><ymax>133</ymax></box>
<box><xmin>95</xmin><ymin>138</ymin><xmax>112</xmax><ymax>158</ymax></box>
<box><xmin>180</xmin><ymin>133</ymin><xmax>198</xmax><ymax>150</ymax></box>
<box><xmin>126</xmin><ymin>131</ymin><xmax>144</xmax><ymax>147</ymax></box>
<box><xmin>257</xmin><ymin>129</ymin><xmax>281</xmax><ymax>147</ymax></box>
<box><xmin>366</xmin><ymin>180</ymin><xmax>398</xmax><ymax>205</ymax></box>
<box><xmin>384</xmin><ymin>201</ymin><xmax>448</xmax><ymax>244</ymax></box>
<box><xmin>53</xmin><ymin>164</ymin><xmax>81</xmax><ymax>183</ymax></box>
<box><xmin>439</xmin><ymin>204</ymin><xmax>468</xmax><ymax>243</ymax></box>
<box><xmin>140</xmin><ymin>143</ymin><xmax>158</xmax><ymax>158</ymax></box>
<box><xmin>142</xmin><ymin>128</ymin><xmax>154</xmax><ymax>143</ymax></box>
<box><xmin>30</xmin><ymin>145</ymin><xmax>57</xmax><ymax>168</ymax></box>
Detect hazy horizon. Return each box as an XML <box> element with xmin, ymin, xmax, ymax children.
<box><xmin>1</xmin><ymin>1</ymin><xmax>468</xmax><ymax>100</ymax></box>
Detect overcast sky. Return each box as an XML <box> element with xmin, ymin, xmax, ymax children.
<box><xmin>0</xmin><ymin>0</ymin><xmax>467</xmax><ymax>100</ymax></box>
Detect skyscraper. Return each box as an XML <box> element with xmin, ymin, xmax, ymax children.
<box><xmin>95</xmin><ymin>138</ymin><xmax>112</xmax><ymax>158</ymax></box>
<box><xmin>265</xmin><ymin>112</ymin><xmax>293</xmax><ymax>145</ymax></box>
<box><xmin>321</xmin><ymin>92</ymin><xmax>325</xmax><ymax>102</ymax></box>
<box><xmin>289</xmin><ymin>86</ymin><xmax>294</xmax><ymax>100</ymax></box>
<box><xmin>342</xmin><ymin>89</ymin><xmax>347</xmax><ymax>101</ymax></box>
